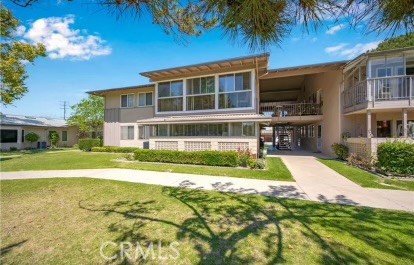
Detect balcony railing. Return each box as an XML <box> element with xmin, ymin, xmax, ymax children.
<box><xmin>343</xmin><ymin>75</ymin><xmax>414</xmax><ymax>108</ymax></box>
<box><xmin>260</xmin><ymin>102</ymin><xmax>322</xmax><ymax>117</ymax></box>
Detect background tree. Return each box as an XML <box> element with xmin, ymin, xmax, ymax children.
<box><xmin>8</xmin><ymin>0</ymin><xmax>414</xmax><ymax>50</ymax></box>
<box><xmin>376</xmin><ymin>33</ymin><xmax>414</xmax><ymax>51</ymax></box>
<box><xmin>24</xmin><ymin>132</ymin><xmax>39</xmax><ymax>149</ymax></box>
<box><xmin>68</xmin><ymin>95</ymin><xmax>104</xmax><ymax>138</ymax></box>
<box><xmin>0</xmin><ymin>7</ymin><xmax>46</xmax><ymax>105</ymax></box>
<box><xmin>48</xmin><ymin>131</ymin><xmax>60</xmax><ymax>148</ymax></box>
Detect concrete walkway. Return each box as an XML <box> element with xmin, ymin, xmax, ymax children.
<box><xmin>272</xmin><ymin>153</ymin><xmax>414</xmax><ymax>212</ymax></box>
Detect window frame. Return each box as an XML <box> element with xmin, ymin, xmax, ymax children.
<box><xmin>120</xmin><ymin>94</ymin><xmax>135</xmax><ymax>108</ymax></box>
<box><xmin>0</xmin><ymin>129</ymin><xmax>18</xmax><ymax>143</ymax></box>
<box><xmin>121</xmin><ymin>126</ymin><xmax>135</xmax><ymax>140</ymax></box>
<box><xmin>62</xmin><ymin>130</ymin><xmax>68</xmax><ymax>142</ymax></box>
<box><xmin>218</xmin><ymin>72</ymin><xmax>253</xmax><ymax>109</ymax></box>
<box><xmin>138</xmin><ymin>92</ymin><xmax>153</xmax><ymax>107</ymax></box>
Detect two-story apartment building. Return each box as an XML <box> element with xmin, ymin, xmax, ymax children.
<box><xmin>88</xmin><ymin>47</ymin><xmax>414</xmax><ymax>157</ymax></box>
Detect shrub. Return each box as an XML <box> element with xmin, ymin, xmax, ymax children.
<box><xmin>78</xmin><ymin>138</ymin><xmax>102</xmax><ymax>151</ymax></box>
<box><xmin>377</xmin><ymin>141</ymin><xmax>414</xmax><ymax>175</ymax></box>
<box><xmin>248</xmin><ymin>159</ymin><xmax>266</xmax><ymax>169</ymax></box>
<box><xmin>346</xmin><ymin>153</ymin><xmax>373</xmax><ymax>170</ymax></box>
<box><xmin>92</xmin><ymin>146</ymin><xmax>139</xmax><ymax>153</ymax></box>
<box><xmin>237</xmin><ymin>148</ymin><xmax>255</xmax><ymax>167</ymax></box>
<box><xmin>9</xmin><ymin>147</ymin><xmax>17</xmax><ymax>151</ymax></box>
<box><xmin>134</xmin><ymin>149</ymin><xmax>239</xmax><ymax>167</ymax></box>
<box><xmin>331</xmin><ymin>143</ymin><xmax>349</xmax><ymax>160</ymax></box>
<box><xmin>25</xmin><ymin>132</ymin><xmax>40</xmax><ymax>148</ymax></box>
<box><xmin>48</xmin><ymin>131</ymin><xmax>60</xmax><ymax>148</ymax></box>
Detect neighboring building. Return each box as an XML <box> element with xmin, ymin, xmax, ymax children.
<box><xmin>88</xmin><ymin>47</ymin><xmax>414</xmax><ymax>157</ymax></box>
<box><xmin>0</xmin><ymin>113</ymin><xmax>78</xmax><ymax>150</ymax></box>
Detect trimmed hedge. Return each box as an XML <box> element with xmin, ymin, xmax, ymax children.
<box><xmin>134</xmin><ymin>149</ymin><xmax>239</xmax><ymax>167</ymax></box>
<box><xmin>78</xmin><ymin>138</ymin><xmax>102</xmax><ymax>151</ymax></box>
<box><xmin>92</xmin><ymin>146</ymin><xmax>139</xmax><ymax>153</ymax></box>
<box><xmin>377</xmin><ymin>141</ymin><xmax>414</xmax><ymax>175</ymax></box>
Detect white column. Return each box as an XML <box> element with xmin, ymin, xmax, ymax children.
<box><xmin>367</xmin><ymin>110</ymin><xmax>372</xmax><ymax>138</ymax></box>
<box><xmin>403</xmin><ymin>108</ymin><xmax>408</xmax><ymax>138</ymax></box>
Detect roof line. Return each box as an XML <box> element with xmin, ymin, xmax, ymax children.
<box><xmin>140</xmin><ymin>53</ymin><xmax>270</xmax><ymax>76</ymax></box>
<box><xmin>268</xmin><ymin>60</ymin><xmax>348</xmax><ymax>73</ymax></box>
<box><xmin>87</xmin><ymin>84</ymin><xmax>155</xmax><ymax>95</ymax></box>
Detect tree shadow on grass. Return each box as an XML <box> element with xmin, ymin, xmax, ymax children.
<box><xmin>0</xmin><ymin>240</ymin><xmax>28</xmax><ymax>262</ymax></box>
<box><xmin>79</xmin><ymin>185</ymin><xmax>414</xmax><ymax>264</ymax></box>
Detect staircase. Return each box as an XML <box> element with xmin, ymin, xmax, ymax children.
<box><xmin>277</xmin><ymin>126</ymin><xmax>293</xmax><ymax>150</ymax></box>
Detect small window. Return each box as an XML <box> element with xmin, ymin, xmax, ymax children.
<box><xmin>22</xmin><ymin>129</ymin><xmax>25</xmax><ymax>143</ymax></box>
<box><xmin>1</xmin><ymin>129</ymin><xmax>18</xmax><ymax>143</ymax></box>
<box><xmin>242</xmin><ymin>122</ymin><xmax>255</xmax><ymax>136</ymax></box>
<box><xmin>121</xmin><ymin>94</ymin><xmax>134</xmax><ymax>108</ymax></box>
<box><xmin>138</xmin><ymin>126</ymin><xmax>147</xmax><ymax>139</ymax></box>
<box><xmin>62</xmin><ymin>131</ymin><xmax>68</xmax><ymax>141</ymax></box>
<box><xmin>138</xmin><ymin>92</ymin><xmax>153</xmax><ymax>107</ymax></box>
<box><xmin>121</xmin><ymin>126</ymin><xmax>134</xmax><ymax>140</ymax></box>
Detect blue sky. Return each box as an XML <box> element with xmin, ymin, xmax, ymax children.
<box><xmin>2</xmin><ymin>1</ymin><xmax>398</xmax><ymax>118</ymax></box>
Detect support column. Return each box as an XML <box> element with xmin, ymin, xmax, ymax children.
<box><xmin>272</xmin><ymin>126</ymin><xmax>276</xmax><ymax>148</ymax></box>
<box><xmin>403</xmin><ymin>108</ymin><xmax>408</xmax><ymax>138</ymax></box>
<box><xmin>367</xmin><ymin>110</ymin><xmax>372</xmax><ymax>138</ymax></box>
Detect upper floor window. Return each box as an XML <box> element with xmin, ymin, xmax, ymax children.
<box><xmin>369</xmin><ymin>55</ymin><xmax>404</xmax><ymax>78</ymax></box>
<box><xmin>218</xmin><ymin>72</ymin><xmax>252</xmax><ymax>109</ymax></box>
<box><xmin>186</xmin><ymin>76</ymin><xmax>215</xmax><ymax>111</ymax></box>
<box><xmin>138</xmin><ymin>92</ymin><xmax>153</xmax><ymax>107</ymax></box>
<box><xmin>121</xmin><ymin>94</ymin><xmax>134</xmax><ymax>108</ymax></box>
<box><xmin>158</xmin><ymin>81</ymin><xmax>183</xmax><ymax>112</ymax></box>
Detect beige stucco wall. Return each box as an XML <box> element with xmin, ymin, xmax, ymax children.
<box><xmin>1</xmin><ymin>125</ymin><xmax>78</xmax><ymax>150</ymax></box>
<box><xmin>299</xmin><ymin>70</ymin><xmax>342</xmax><ymax>155</ymax></box>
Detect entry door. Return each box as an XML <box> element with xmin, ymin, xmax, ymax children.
<box><xmin>317</xmin><ymin>125</ymin><xmax>322</xmax><ymax>152</ymax></box>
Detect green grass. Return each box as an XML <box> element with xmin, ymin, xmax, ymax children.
<box><xmin>1</xmin><ymin>178</ymin><xmax>413</xmax><ymax>265</ymax></box>
<box><xmin>0</xmin><ymin>150</ymin><xmax>293</xmax><ymax>181</ymax></box>
<box><xmin>319</xmin><ymin>159</ymin><xmax>414</xmax><ymax>191</ymax></box>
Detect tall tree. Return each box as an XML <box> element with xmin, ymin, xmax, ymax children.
<box><xmin>0</xmin><ymin>7</ymin><xmax>46</xmax><ymax>105</ymax></box>
<box><xmin>68</xmin><ymin>95</ymin><xmax>104</xmax><ymax>138</ymax></box>
<box><xmin>376</xmin><ymin>33</ymin><xmax>414</xmax><ymax>51</ymax></box>
<box><xmin>8</xmin><ymin>0</ymin><xmax>414</xmax><ymax>50</ymax></box>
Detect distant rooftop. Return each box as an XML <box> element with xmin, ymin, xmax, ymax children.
<box><xmin>0</xmin><ymin>113</ymin><xmax>70</xmax><ymax>128</ymax></box>
<box><xmin>87</xmin><ymin>84</ymin><xmax>154</xmax><ymax>95</ymax></box>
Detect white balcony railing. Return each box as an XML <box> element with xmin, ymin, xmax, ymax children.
<box><xmin>343</xmin><ymin>75</ymin><xmax>414</xmax><ymax>108</ymax></box>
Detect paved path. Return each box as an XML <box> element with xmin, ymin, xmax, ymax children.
<box><xmin>1</xmin><ymin>162</ymin><xmax>413</xmax><ymax>212</ymax></box>
<box><xmin>273</xmin><ymin>153</ymin><xmax>414</xmax><ymax>212</ymax></box>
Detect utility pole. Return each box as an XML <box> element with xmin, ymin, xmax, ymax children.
<box><xmin>60</xmin><ymin>101</ymin><xmax>69</xmax><ymax>120</ymax></box>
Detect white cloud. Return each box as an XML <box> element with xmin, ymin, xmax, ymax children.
<box><xmin>23</xmin><ymin>15</ymin><xmax>111</xmax><ymax>60</ymax></box>
<box><xmin>324</xmin><ymin>41</ymin><xmax>381</xmax><ymax>58</ymax></box>
<box><xmin>326</xmin><ymin>24</ymin><xmax>346</xmax><ymax>35</ymax></box>
<box><xmin>15</xmin><ymin>25</ymin><xmax>26</xmax><ymax>36</ymax></box>
<box><xmin>325</xmin><ymin>43</ymin><xmax>348</xmax><ymax>54</ymax></box>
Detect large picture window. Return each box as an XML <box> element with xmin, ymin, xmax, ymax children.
<box><xmin>0</xmin><ymin>129</ymin><xmax>18</xmax><ymax>143</ymax></box>
<box><xmin>158</xmin><ymin>81</ymin><xmax>183</xmax><ymax>112</ymax></box>
<box><xmin>219</xmin><ymin>72</ymin><xmax>252</xmax><ymax>109</ymax></box>
<box><xmin>186</xmin><ymin>76</ymin><xmax>215</xmax><ymax>111</ymax></box>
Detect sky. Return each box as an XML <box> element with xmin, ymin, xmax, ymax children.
<box><xmin>1</xmin><ymin>1</ymin><xmax>400</xmax><ymax>119</ymax></box>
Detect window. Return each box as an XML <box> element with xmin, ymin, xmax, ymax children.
<box><xmin>62</xmin><ymin>131</ymin><xmax>68</xmax><ymax>141</ymax></box>
<box><xmin>308</xmin><ymin>125</ymin><xmax>315</xmax><ymax>138</ymax></box>
<box><xmin>369</xmin><ymin>55</ymin><xmax>404</xmax><ymax>78</ymax></box>
<box><xmin>138</xmin><ymin>92</ymin><xmax>153</xmax><ymax>107</ymax></box>
<box><xmin>157</xmin><ymin>125</ymin><xmax>168</xmax><ymax>136</ymax></box>
<box><xmin>121</xmin><ymin>94</ymin><xmax>134</xmax><ymax>108</ymax></box>
<box><xmin>1</xmin><ymin>129</ymin><xmax>18</xmax><ymax>143</ymax></box>
<box><xmin>138</xmin><ymin>126</ymin><xmax>151</xmax><ymax>139</ymax></box>
<box><xmin>121</xmin><ymin>126</ymin><xmax>134</xmax><ymax>140</ymax></box>
<box><xmin>158</xmin><ymin>81</ymin><xmax>183</xmax><ymax>112</ymax></box>
<box><xmin>186</xmin><ymin>76</ymin><xmax>215</xmax><ymax>111</ymax></box>
<box><xmin>219</xmin><ymin>72</ymin><xmax>252</xmax><ymax>109</ymax></box>
<box><xmin>169</xmin><ymin>123</ymin><xmax>229</xmax><ymax>137</ymax></box>
<box><xmin>317</xmin><ymin>125</ymin><xmax>322</xmax><ymax>138</ymax></box>
<box><xmin>232</xmin><ymin>122</ymin><xmax>255</xmax><ymax>137</ymax></box>
<box><xmin>22</xmin><ymin>129</ymin><xmax>25</xmax><ymax>142</ymax></box>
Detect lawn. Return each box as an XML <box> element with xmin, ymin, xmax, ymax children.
<box><xmin>0</xmin><ymin>150</ymin><xmax>293</xmax><ymax>181</ymax></box>
<box><xmin>319</xmin><ymin>159</ymin><xmax>414</xmax><ymax>191</ymax></box>
<box><xmin>1</xmin><ymin>178</ymin><xmax>413</xmax><ymax>265</ymax></box>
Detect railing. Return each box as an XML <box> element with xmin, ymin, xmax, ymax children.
<box><xmin>260</xmin><ymin>102</ymin><xmax>322</xmax><ymax>117</ymax></box>
<box><xmin>343</xmin><ymin>75</ymin><xmax>414</xmax><ymax>108</ymax></box>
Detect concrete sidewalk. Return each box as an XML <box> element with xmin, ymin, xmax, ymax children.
<box><xmin>273</xmin><ymin>154</ymin><xmax>414</xmax><ymax>212</ymax></box>
<box><xmin>1</xmin><ymin>165</ymin><xmax>413</xmax><ymax>212</ymax></box>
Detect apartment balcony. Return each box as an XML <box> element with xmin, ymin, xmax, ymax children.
<box><xmin>260</xmin><ymin>102</ymin><xmax>322</xmax><ymax>124</ymax></box>
<box><xmin>343</xmin><ymin>75</ymin><xmax>414</xmax><ymax>113</ymax></box>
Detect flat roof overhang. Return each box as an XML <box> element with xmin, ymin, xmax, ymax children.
<box><xmin>87</xmin><ymin>84</ymin><xmax>155</xmax><ymax>96</ymax></box>
<box><xmin>261</xmin><ymin>61</ymin><xmax>347</xmax><ymax>79</ymax></box>
<box><xmin>137</xmin><ymin>113</ymin><xmax>271</xmax><ymax>125</ymax></box>
<box><xmin>140</xmin><ymin>53</ymin><xmax>269</xmax><ymax>82</ymax></box>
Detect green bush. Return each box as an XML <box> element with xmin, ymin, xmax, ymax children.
<box><xmin>92</xmin><ymin>146</ymin><xmax>139</xmax><ymax>153</ymax></box>
<box><xmin>377</xmin><ymin>141</ymin><xmax>414</xmax><ymax>175</ymax></box>
<box><xmin>25</xmin><ymin>132</ymin><xmax>40</xmax><ymax>148</ymax></box>
<box><xmin>48</xmin><ymin>131</ymin><xmax>60</xmax><ymax>148</ymax></box>
<box><xmin>78</xmin><ymin>138</ymin><xmax>102</xmax><ymax>151</ymax></box>
<box><xmin>134</xmin><ymin>149</ymin><xmax>239</xmax><ymax>167</ymax></box>
<box><xmin>248</xmin><ymin>159</ymin><xmax>266</xmax><ymax>169</ymax></box>
<box><xmin>331</xmin><ymin>143</ymin><xmax>349</xmax><ymax>160</ymax></box>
